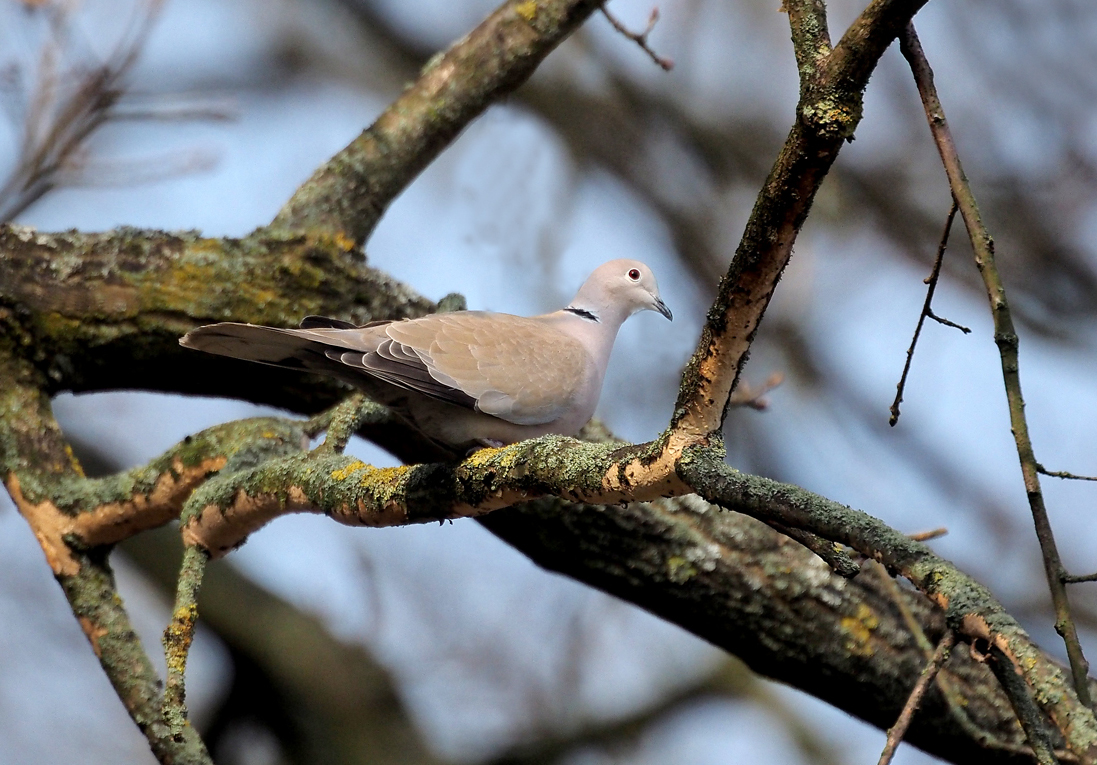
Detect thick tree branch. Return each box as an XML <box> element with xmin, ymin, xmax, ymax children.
<box><xmin>270</xmin><ymin>0</ymin><xmax>603</xmax><ymax>247</ymax></box>
<box><xmin>176</xmin><ymin>435</ymin><xmax>686</xmax><ymax>556</ymax></box>
<box><xmin>483</xmin><ymin>499</ymin><xmax>1079</xmax><ymax>764</ymax></box>
<box><xmin>670</xmin><ymin>0</ymin><xmax>928</xmax><ymax>439</ymax></box>
<box><xmin>678</xmin><ymin>450</ymin><xmax>1097</xmax><ymax>761</ymax></box>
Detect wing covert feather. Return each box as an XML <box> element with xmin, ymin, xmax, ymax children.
<box><xmin>382</xmin><ymin>313</ymin><xmax>590</xmax><ymax>426</ymax></box>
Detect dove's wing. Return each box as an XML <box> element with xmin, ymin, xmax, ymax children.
<box><xmin>339</xmin><ymin>312</ymin><xmax>591</xmax><ymax>426</ymax></box>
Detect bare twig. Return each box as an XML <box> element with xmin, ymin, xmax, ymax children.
<box><xmin>868</xmin><ymin>561</ymin><xmax>995</xmax><ymax>748</ymax></box>
<box><xmin>1063</xmin><ymin>573</ymin><xmax>1097</xmax><ymax>585</ymax></box>
<box><xmin>0</xmin><ymin>0</ymin><xmax>165</xmax><ymax>222</ymax></box>
<box><xmin>890</xmin><ymin>200</ymin><xmax>961</xmax><ymax>427</ymax></box>
<box><xmin>599</xmin><ymin>5</ymin><xmax>674</xmax><ymax>71</ymax></box>
<box><xmin>877</xmin><ymin>632</ymin><xmax>956</xmax><ymax>765</ymax></box>
<box><xmin>900</xmin><ymin>22</ymin><xmax>1094</xmax><ymax>708</ymax></box>
<box><xmin>908</xmin><ymin>527</ymin><xmax>948</xmax><ymax>542</ymax></box>
<box><xmin>728</xmin><ymin>371</ymin><xmax>785</xmax><ymax>410</ymax></box>
<box><xmin>927</xmin><ymin>310</ymin><xmax>971</xmax><ymax>334</ymax></box>
<box><xmin>1038</xmin><ymin>464</ymin><xmax>1097</xmax><ymax>482</ymax></box>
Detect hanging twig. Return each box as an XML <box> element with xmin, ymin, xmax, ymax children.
<box><xmin>889</xmin><ymin>200</ymin><xmax>965</xmax><ymax>427</ymax></box>
<box><xmin>600</xmin><ymin>4</ymin><xmax>674</xmax><ymax>71</ymax></box>
<box><xmin>899</xmin><ymin>22</ymin><xmax>1094</xmax><ymax>708</ymax></box>
<box><xmin>877</xmin><ymin>632</ymin><xmax>955</xmax><ymax>765</ymax></box>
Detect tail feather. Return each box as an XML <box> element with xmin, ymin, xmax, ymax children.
<box><xmin>180</xmin><ymin>323</ymin><xmax>328</xmax><ymax>367</ymax></box>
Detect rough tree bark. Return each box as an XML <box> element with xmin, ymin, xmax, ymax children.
<box><xmin>2</xmin><ymin>1</ymin><xmax>1094</xmax><ymax>764</ymax></box>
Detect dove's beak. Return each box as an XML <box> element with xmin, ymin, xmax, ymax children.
<box><xmin>654</xmin><ymin>297</ymin><xmax>673</xmax><ymax>321</ymax></box>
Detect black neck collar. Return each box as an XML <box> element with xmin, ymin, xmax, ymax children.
<box><xmin>563</xmin><ymin>306</ymin><xmax>600</xmax><ymax>322</ymax></box>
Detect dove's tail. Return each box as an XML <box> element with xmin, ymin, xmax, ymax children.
<box><xmin>182</xmin><ymin>323</ymin><xmax>311</xmax><ymax>366</ymax></box>
<box><xmin>179</xmin><ymin>322</ymin><xmax>372</xmax><ymax>378</ymax></box>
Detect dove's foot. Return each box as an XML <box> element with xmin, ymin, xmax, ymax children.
<box><xmin>466</xmin><ymin>439</ymin><xmax>506</xmax><ymax>456</ymax></box>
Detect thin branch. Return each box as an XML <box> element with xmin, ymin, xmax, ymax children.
<box><xmin>599</xmin><ymin>5</ymin><xmax>674</xmax><ymax>71</ymax></box>
<box><xmin>728</xmin><ymin>371</ymin><xmax>785</xmax><ymax>411</ymax></box>
<box><xmin>867</xmin><ymin>561</ymin><xmax>995</xmax><ymax>750</ymax></box>
<box><xmin>909</xmin><ymin>527</ymin><xmax>948</xmax><ymax>542</ymax></box>
<box><xmin>310</xmin><ymin>393</ymin><xmax>393</xmax><ymax>454</ymax></box>
<box><xmin>890</xmin><ymin>200</ymin><xmax>960</xmax><ymax>427</ymax></box>
<box><xmin>784</xmin><ymin>0</ymin><xmax>832</xmax><ymax>86</ymax></box>
<box><xmin>988</xmin><ymin>645</ymin><xmax>1062</xmax><ymax>765</ymax></box>
<box><xmin>900</xmin><ymin>22</ymin><xmax>1094</xmax><ymax>709</ymax></box>
<box><xmin>762</xmin><ymin>519</ymin><xmax>861</xmax><ymax>577</ymax></box>
<box><xmin>1038</xmin><ymin>464</ymin><xmax>1097</xmax><ymax>482</ymax></box>
<box><xmin>1063</xmin><ymin>573</ymin><xmax>1097</xmax><ymax>585</ymax></box>
<box><xmin>927</xmin><ymin>310</ymin><xmax>971</xmax><ymax>334</ymax></box>
<box><xmin>161</xmin><ymin>545</ymin><xmax>208</xmax><ymax>737</ymax></box>
<box><xmin>877</xmin><ymin>632</ymin><xmax>956</xmax><ymax>765</ymax></box>
<box><xmin>869</xmin><ymin>560</ymin><xmax>935</xmax><ymax>654</ymax></box>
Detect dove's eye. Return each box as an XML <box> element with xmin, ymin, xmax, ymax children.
<box><xmin>627</xmin><ymin>269</ymin><xmax>641</xmax><ymax>281</ymax></box>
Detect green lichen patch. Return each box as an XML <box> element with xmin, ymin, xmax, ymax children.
<box><xmin>666</xmin><ymin>555</ymin><xmax>698</xmax><ymax>583</ymax></box>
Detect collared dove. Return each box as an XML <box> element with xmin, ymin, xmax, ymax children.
<box><xmin>180</xmin><ymin>259</ymin><xmax>672</xmax><ymax>448</ymax></box>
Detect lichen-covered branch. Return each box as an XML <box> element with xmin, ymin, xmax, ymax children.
<box><xmin>270</xmin><ymin>0</ymin><xmax>603</xmax><ymax>247</ymax></box>
<box><xmin>678</xmin><ymin>449</ymin><xmax>1097</xmax><ymax>762</ymax></box>
<box><xmin>177</xmin><ymin>434</ymin><xmax>688</xmax><ymax>556</ymax></box>
<box><xmin>162</xmin><ymin>544</ymin><xmax>207</xmax><ymax>737</ymax></box>
<box><xmin>785</xmin><ymin>0</ymin><xmax>832</xmax><ymax>85</ymax></box>
<box><xmin>670</xmin><ymin>0</ymin><xmax>928</xmax><ymax>439</ymax></box>
<box><xmin>7</xmin><ymin>416</ymin><xmax>306</xmax><ymax>573</ymax></box>
<box><xmin>0</xmin><ymin>348</ymin><xmax>214</xmax><ymax>764</ymax></box>
<box><xmin>0</xmin><ymin>225</ymin><xmax>435</xmax><ymax>402</ymax></box>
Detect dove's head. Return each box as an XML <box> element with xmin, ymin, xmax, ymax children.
<box><xmin>569</xmin><ymin>259</ymin><xmax>673</xmax><ymax>326</ymax></box>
